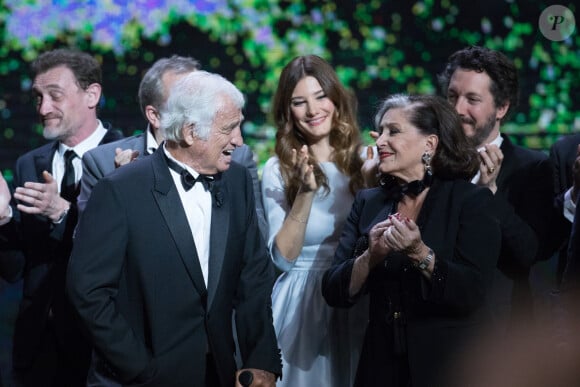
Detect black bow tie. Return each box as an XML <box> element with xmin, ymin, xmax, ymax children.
<box><xmin>380</xmin><ymin>171</ymin><xmax>433</xmax><ymax>200</ymax></box>
<box><xmin>165</xmin><ymin>155</ymin><xmax>214</xmax><ymax>192</ymax></box>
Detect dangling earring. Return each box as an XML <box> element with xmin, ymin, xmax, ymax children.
<box><xmin>422</xmin><ymin>152</ymin><xmax>432</xmax><ymax>176</ymax></box>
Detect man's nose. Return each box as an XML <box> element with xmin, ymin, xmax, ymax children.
<box><xmin>231</xmin><ymin>126</ymin><xmax>244</xmax><ymax>146</ymax></box>
<box><xmin>38</xmin><ymin>98</ymin><xmax>52</xmax><ymax>116</ymax></box>
<box><xmin>453</xmin><ymin>97</ymin><xmax>468</xmax><ymax>116</ymax></box>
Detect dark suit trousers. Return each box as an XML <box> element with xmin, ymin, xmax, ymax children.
<box><xmin>12</xmin><ymin>317</ymin><xmax>90</xmax><ymax>387</ymax></box>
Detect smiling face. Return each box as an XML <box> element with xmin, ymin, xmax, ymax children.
<box><xmin>289</xmin><ymin>76</ymin><xmax>336</xmax><ymax>145</ymax></box>
<box><xmin>32</xmin><ymin>65</ymin><xmax>96</xmax><ymax>143</ymax></box>
<box><xmin>376</xmin><ymin>106</ymin><xmax>435</xmax><ymax>182</ymax></box>
<box><xmin>188</xmin><ymin>96</ymin><xmax>244</xmax><ymax>174</ymax></box>
<box><xmin>446</xmin><ymin>69</ymin><xmax>508</xmax><ymax>148</ymax></box>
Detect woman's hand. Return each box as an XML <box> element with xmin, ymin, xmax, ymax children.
<box><xmin>291</xmin><ymin>145</ymin><xmax>317</xmax><ymax>193</ymax></box>
<box><xmin>367</xmin><ymin>218</ymin><xmax>394</xmax><ymax>268</ymax></box>
<box><xmin>383</xmin><ymin>215</ymin><xmax>425</xmax><ymax>260</ymax></box>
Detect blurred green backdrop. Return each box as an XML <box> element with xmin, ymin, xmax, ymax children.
<box><xmin>0</xmin><ymin>0</ymin><xmax>578</xmax><ymax>181</ymax></box>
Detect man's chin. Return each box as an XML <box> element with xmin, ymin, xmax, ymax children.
<box><xmin>218</xmin><ymin>162</ymin><xmax>231</xmax><ymax>172</ymax></box>
<box><xmin>42</xmin><ymin>127</ymin><xmax>61</xmax><ymax>140</ymax></box>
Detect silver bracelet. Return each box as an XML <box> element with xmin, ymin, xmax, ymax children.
<box><xmin>288</xmin><ymin>212</ymin><xmax>308</xmax><ymax>224</ymax></box>
<box><xmin>415</xmin><ymin>248</ymin><xmax>434</xmax><ymax>271</ymax></box>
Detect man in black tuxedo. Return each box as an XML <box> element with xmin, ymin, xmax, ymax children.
<box><xmin>67</xmin><ymin>71</ymin><xmax>281</xmax><ymax>386</ymax></box>
<box><xmin>0</xmin><ymin>48</ymin><xmax>123</xmax><ymax>386</ymax></box>
<box><xmin>77</xmin><ymin>55</ymin><xmax>267</xmax><ymax>237</ymax></box>
<box><xmin>550</xmin><ymin>133</ymin><xmax>580</xmax><ymax>285</ymax></box>
<box><xmin>438</xmin><ymin>46</ymin><xmax>561</xmax><ymax>330</ymax></box>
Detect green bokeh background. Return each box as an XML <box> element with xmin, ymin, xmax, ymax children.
<box><xmin>0</xmin><ymin>0</ymin><xmax>578</xmax><ymax>183</ymax></box>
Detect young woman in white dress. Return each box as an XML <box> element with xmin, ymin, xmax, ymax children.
<box><xmin>262</xmin><ymin>54</ymin><xmax>368</xmax><ymax>387</ymax></box>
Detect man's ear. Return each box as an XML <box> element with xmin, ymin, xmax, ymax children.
<box><xmin>145</xmin><ymin>106</ymin><xmax>160</xmax><ymax>128</ymax></box>
<box><xmin>496</xmin><ymin>102</ymin><xmax>509</xmax><ymax>121</ymax></box>
<box><xmin>182</xmin><ymin>124</ymin><xmax>197</xmax><ymax>145</ymax></box>
<box><xmin>85</xmin><ymin>83</ymin><xmax>102</xmax><ymax>109</ymax></box>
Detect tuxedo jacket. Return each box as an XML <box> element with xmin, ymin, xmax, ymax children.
<box><xmin>549</xmin><ymin>134</ymin><xmax>580</xmax><ymax>283</ymax></box>
<box><xmin>551</xmin><ymin>133</ymin><xmax>580</xmax><ymax>196</ymax></box>
<box><xmin>0</xmin><ymin>128</ymin><xmax>123</xmax><ymax>373</ymax></box>
<box><xmin>67</xmin><ymin>148</ymin><xmax>282</xmax><ymax>386</ymax></box>
<box><xmin>78</xmin><ymin>132</ymin><xmax>268</xmax><ymax>237</ymax></box>
<box><xmin>489</xmin><ymin>135</ymin><xmax>563</xmax><ymax>323</ymax></box>
<box><xmin>322</xmin><ymin>178</ymin><xmax>500</xmax><ymax>387</ymax></box>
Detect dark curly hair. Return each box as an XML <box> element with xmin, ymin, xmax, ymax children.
<box><xmin>437</xmin><ymin>46</ymin><xmax>519</xmax><ymax>123</ymax></box>
<box><xmin>271</xmin><ymin>55</ymin><xmax>363</xmax><ymax>205</ymax></box>
<box><xmin>374</xmin><ymin>94</ymin><xmax>479</xmax><ymax>180</ymax></box>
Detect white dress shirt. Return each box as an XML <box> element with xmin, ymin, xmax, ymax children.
<box><xmin>53</xmin><ymin>120</ymin><xmax>108</xmax><ymax>193</ymax></box>
<box><xmin>163</xmin><ymin>145</ymin><xmax>212</xmax><ymax>286</ymax></box>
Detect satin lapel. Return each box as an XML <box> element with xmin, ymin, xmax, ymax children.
<box><xmin>207</xmin><ymin>175</ymin><xmax>229</xmax><ymax>310</ymax></box>
<box><xmin>33</xmin><ymin>142</ymin><xmax>58</xmax><ymax>181</ymax></box>
<box><xmin>150</xmin><ymin>150</ymin><xmax>208</xmax><ymax>301</ymax></box>
<box><xmin>99</xmin><ymin>128</ymin><xmax>124</xmax><ymax>145</ymax></box>
<box><xmin>99</xmin><ymin>125</ymin><xmax>124</xmax><ymax>145</ymax></box>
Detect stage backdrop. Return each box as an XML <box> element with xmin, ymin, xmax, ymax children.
<box><xmin>0</xmin><ymin>0</ymin><xmax>578</xmax><ymax>181</ymax></box>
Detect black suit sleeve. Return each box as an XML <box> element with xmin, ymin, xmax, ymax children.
<box><xmin>428</xmin><ymin>187</ymin><xmax>500</xmax><ymax>311</ymax></box>
<box><xmin>233</xmin><ymin>145</ymin><xmax>268</xmax><ymax>240</ymax></box>
<box><xmin>496</xmin><ymin>156</ymin><xmax>564</xmax><ymax>274</ymax></box>
<box><xmin>67</xmin><ymin>177</ymin><xmax>153</xmax><ymax>382</ymax></box>
<box><xmin>0</xmin><ymin>219</ymin><xmax>25</xmax><ymax>282</ymax></box>
<box><xmin>562</xmin><ymin>204</ymin><xmax>580</xmax><ymax>291</ymax></box>
<box><xmin>322</xmin><ymin>190</ymin><xmax>365</xmax><ymax>308</ymax></box>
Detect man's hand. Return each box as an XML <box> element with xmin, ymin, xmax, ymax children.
<box><xmin>235</xmin><ymin>369</ymin><xmax>276</xmax><ymax>387</ymax></box>
<box><xmin>361</xmin><ymin>145</ymin><xmax>379</xmax><ymax>187</ymax></box>
<box><xmin>477</xmin><ymin>144</ymin><xmax>504</xmax><ymax>194</ymax></box>
<box><xmin>0</xmin><ymin>173</ymin><xmax>12</xmax><ymax>221</ymax></box>
<box><xmin>13</xmin><ymin>171</ymin><xmax>70</xmax><ymax>221</ymax></box>
<box><xmin>114</xmin><ymin>147</ymin><xmax>140</xmax><ymax>168</ymax></box>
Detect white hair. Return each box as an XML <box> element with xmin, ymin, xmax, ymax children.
<box><xmin>160</xmin><ymin>71</ymin><xmax>245</xmax><ymax>142</ymax></box>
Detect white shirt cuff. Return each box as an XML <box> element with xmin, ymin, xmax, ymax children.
<box><xmin>564</xmin><ymin>188</ymin><xmax>576</xmax><ymax>223</ymax></box>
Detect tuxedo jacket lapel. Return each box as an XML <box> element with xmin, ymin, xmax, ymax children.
<box><xmin>497</xmin><ymin>134</ymin><xmax>516</xmax><ymax>191</ymax></box>
<box><xmin>33</xmin><ymin>142</ymin><xmax>58</xmax><ymax>181</ymax></box>
<box><xmin>150</xmin><ymin>151</ymin><xmax>208</xmax><ymax>304</ymax></box>
<box><xmin>207</xmin><ymin>176</ymin><xmax>229</xmax><ymax>310</ymax></box>
<box><xmin>99</xmin><ymin>127</ymin><xmax>124</xmax><ymax>145</ymax></box>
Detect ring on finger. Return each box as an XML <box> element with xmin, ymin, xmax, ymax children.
<box><xmin>488</xmin><ymin>166</ymin><xmax>495</xmax><ymax>173</ymax></box>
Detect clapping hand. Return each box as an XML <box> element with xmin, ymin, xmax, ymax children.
<box><xmin>367</xmin><ymin>216</ymin><xmax>395</xmax><ymax>268</ymax></box>
<box><xmin>477</xmin><ymin>144</ymin><xmax>504</xmax><ymax>193</ymax></box>
<box><xmin>383</xmin><ymin>214</ymin><xmax>423</xmax><ymax>256</ymax></box>
<box><xmin>114</xmin><ymin>147</ymin><xmax>140</xmax><ymax>168</ymax></box>
<box><xmin>361</xmin><ymin>145</ymin><xmax>379</xmax><ymax>188</ymax></box>
<box><xmin>13</xmin><ymin>171</ymin><xmax>68</xmax><ymax>221</ymax></box>
<box><xmin>0</xmin><ymin>172</ymin><xmax>11</xmax><ymax>220</ymax></box>
<box><xmin>291</xmin><ymin>144</ymin><xmax>317</xmax><ymax>192</ymax></box>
